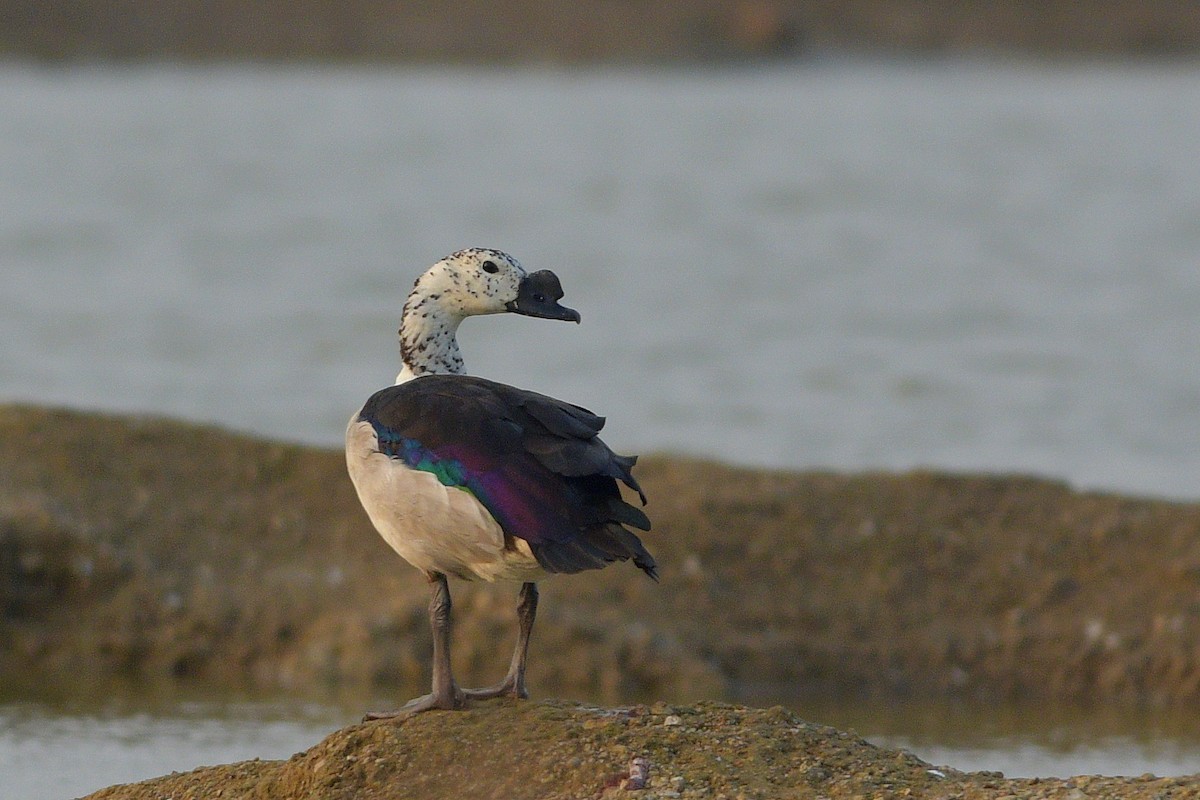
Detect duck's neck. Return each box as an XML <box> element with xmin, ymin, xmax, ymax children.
<box><xmin>395</xmin><ymin>299</ymin><xmax>466</xmax><ymax>385</ymax></box>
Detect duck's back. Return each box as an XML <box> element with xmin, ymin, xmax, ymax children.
<box><xmin>346</xmin><ymin>374</ymin><xmax>655</xmax><ymax>582</ymax></box>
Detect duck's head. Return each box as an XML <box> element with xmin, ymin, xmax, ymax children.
<box><xmin>412</xmin><ymin>248</ymin><xmax>581</xmax><ymax>323</ymax></box>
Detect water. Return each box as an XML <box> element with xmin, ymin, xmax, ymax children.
<box><xmin>817</xmin><ymin>698</ymin><xmax>1200</xmax><ymax>780</ymax></box>
<box><xmin>3</xmin><ymin>60</ymin><xmax>1200</xmax><ymax>499</ymax></box>
<box><xmin>0</xmin><ymin>695</ymin><xmax>343</xmax><ymax>800</ymax></box>
<box><xmin>3</xmin><ymin>61</ymin><xmax>1200</xmax><ymax>793</ymax></box>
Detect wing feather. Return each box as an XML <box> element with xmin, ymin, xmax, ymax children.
<box><xmin>358</xmin><ymin>375</ymin><xmax>655</xmax><ymax>579</ymax></box>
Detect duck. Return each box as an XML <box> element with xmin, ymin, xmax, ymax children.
<box><xmin>345</xmin><ymin>247</ymin><xmax>655</xmax><ymax>720</ymax></box>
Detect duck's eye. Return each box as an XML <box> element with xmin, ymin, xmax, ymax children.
<box><xmin>533</xmin><ymin>293</ymin><xmax>546</xmax><ymax>303</ymax></box>
<box><xmin>482</xmin><ymin>260</ymin><xmax>499</xmax><ymax>274</ymax></box>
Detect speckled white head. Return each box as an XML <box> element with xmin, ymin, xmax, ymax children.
<box><xmin>409</xmin><ymin>248</ymin><xmax>530</xmax><ymax>319</ymax></box>
<box><xmin>396</xmin><ymin>248</ymin><xmax>580</xmax><ymax>384</ymax></box>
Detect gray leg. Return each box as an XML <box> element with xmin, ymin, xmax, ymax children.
<box><xmin>364</xmin><ymin>572</ymin><xmax>465</xmax><ymax>721</ymax></box>
<box><xmin>508</xmin><ymin>581</ymin><xmax>539</xmax><ymax>698</ymax></box>
<box><xmin>463</xmin><ymin>581</ymin><xmax>538</xmax><ymax>700</ymax></box>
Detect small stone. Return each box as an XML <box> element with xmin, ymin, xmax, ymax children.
<box><xmin>664</xmin><ymin>715</ymin><xmax>683</xmax><ymax>726</ymax></box>
<box><xmin>620</xmin><ymin>756</ymin><xmax>651</xmax><ymax>790</ymax></box>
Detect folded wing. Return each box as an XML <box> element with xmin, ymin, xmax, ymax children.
<box><xmin>358</xmin><ymin>374</ymin><xmax>656</xmax><ymax>579</ymax></box>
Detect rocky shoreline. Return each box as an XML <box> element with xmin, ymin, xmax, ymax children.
<box><xmin>6</xmin><ymin>403</ymin><xmax>1200</xmax><ymax>707</ymax></box>
<box><xmin>5</xmin><ymin>403</ymin><xmax>1200</xmax><ymax>796</ymax></box>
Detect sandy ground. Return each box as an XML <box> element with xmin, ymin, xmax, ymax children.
<box><xmin>4</xmin><ymin>404</ymin><xmax>1200</xmax><ymax>797</ymax></box>
<box><xmin>83</xmin><ymin>701</ymin><xmax>1199</xmax><ymax>800</ymax></box>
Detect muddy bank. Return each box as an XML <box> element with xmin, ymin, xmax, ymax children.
<box><xmin>4</xmin><ymin>403</ymin><xmax>1200</xmax><ymax>707</ymax></box>
<box><xmin>83</xmin><ymin>700</ymin><xmax>1199</xmax><ymax>800</ymax></box>
<box><xmin>4</xmin><ymin>1</ymin><xmax>1200</xmax><ymax>62</ymax></box>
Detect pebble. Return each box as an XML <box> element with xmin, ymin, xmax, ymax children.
<box><xmin>664</xmin><ymin>715</ymin><xmax>683</xmax><ymax>726</ymax></box>
<box><xmin>620</xmin><ymin>756</ymin><xmax>651</xmax><ymax>790</ymax></box>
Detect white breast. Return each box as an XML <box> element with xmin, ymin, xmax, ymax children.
<box><xmin>345</xmin><ymin>415</ymin><xmax>544</xmax><ymax>583</ymax></box>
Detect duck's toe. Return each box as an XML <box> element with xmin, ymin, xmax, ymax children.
<box><xmin>363</xmin><ymin>688</ymin><xmax>466</xmax><ymax>721</ymax></box>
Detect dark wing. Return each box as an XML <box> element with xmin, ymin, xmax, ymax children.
<box><xmin>358</xmin><ymin>374</ymin><xmax>656</xmax><ymax>579</ymax></box>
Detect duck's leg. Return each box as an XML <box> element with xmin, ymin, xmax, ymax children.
<box><xmin>463</xmin><ymin>581</ymin><xmax>538</xmax><ymax>700</ymax></box>
<box><xmin>364</xmin><ymin>571</ymin><xmax>465</xmax><ymax>721</ymax></box>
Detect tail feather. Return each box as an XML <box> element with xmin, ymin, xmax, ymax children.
<box><xmin>601</xmin><ymin>496</ymin><xmax>652</xmax><ymax>531</ymax></box>
<box><xmin>533</xmin><ymin>522</ymin><xmax>658</xmax><ymax>579</ymax></box>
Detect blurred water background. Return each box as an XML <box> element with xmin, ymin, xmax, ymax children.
<box><xmin>4</xmin><ymin>60</ymin><xmax>1199</xmax><ymax>501</ymax></box>
<box><xmin>4</xmin><ymin>59</ymin><xmax>1200</xmax><ymax>795</ymax></box>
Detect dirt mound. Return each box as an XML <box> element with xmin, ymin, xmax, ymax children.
<box><xmin>4</xmin><ymin>403</ymin><xmax>1200</xmax><ymax>707</ymax></box>
<box><xmin>82</xmin><ymin>700</ymin><xmax>1198</xmax><ymax>800</ymax></box>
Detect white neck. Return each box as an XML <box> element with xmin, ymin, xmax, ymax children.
<box><xmin>395</xmin><ymin>297</ymin><xmax>467</xmax><ymax>385</ymax></box>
